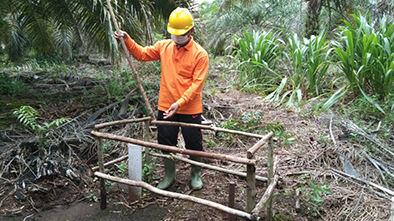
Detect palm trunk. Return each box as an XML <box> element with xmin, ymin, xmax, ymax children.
<box><xmin>305</xmin><ymin>0</ymin><xmax>323</xmax><ymax>38</ymax></box>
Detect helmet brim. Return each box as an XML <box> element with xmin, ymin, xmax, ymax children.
<box><xmin>167</xmin><ymin>24</ymin><xmax>193</xmax><ymax>36</ymax></box>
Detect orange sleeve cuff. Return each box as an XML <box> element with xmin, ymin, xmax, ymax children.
<box><xmin>123</xmin><ymin>33</ymin><xmax>134</xmax><ymax>51</ymax></box>
<box><xmin>176</xmin><ymin>98</ymin><xmax>186</xmax><ymax>108</ymax></box>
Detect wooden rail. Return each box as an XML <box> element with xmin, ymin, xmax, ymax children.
<box><xmin>95</xmin><ymin>172</ymin><xmax>258</xmax><ymax>220</ymax></box>
<box><xmin>91</xmin><ymin>130</ymin><xmax>255</xmax><ymax>165</ymax></box>
<box><xmin>101</xmin><ymin>0</ymin><xmax>278</xmax><ymax>219</ymax></box>
<box><xmin>93</xmin><ymin>116</ymin><xmax>277</xmax><ymax>220</ymax></box>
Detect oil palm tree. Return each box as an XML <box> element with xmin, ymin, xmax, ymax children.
<box><xmin>305</xmin><ymin>0</ymin><xmax>394</xmax><ymax>38</ymax></box>
<box><xmin>200</xmin><ymin>0</ymin><xmax>300</xmax><ymax>55</ymax></box>
<box><xmin>0</xmin><ymin>0</ymin><xmax>191</xmax><ymax>61</ymax></box>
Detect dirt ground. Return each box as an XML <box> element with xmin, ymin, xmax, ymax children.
<box><xmin>0</xmin><ymin>61</ymin><xmax>393</xmax><ymax>221</ymax></box>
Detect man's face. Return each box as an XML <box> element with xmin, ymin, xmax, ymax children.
<box><xmin>171</xmin><ymin>30</ymin><xmax>192</xmax><ymax>45</ymax></box>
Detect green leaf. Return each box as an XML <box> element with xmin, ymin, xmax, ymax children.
<box><xmin>358</xmin><ymin>86</ymin><xmax>385</xmax><ymax>114</ymax></box>
<box><xmin>315</xmin><ymin>86</ymin><xmax>347</xmax><ymax>114</ymax></box>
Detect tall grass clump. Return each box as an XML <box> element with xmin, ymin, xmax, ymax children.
<box><xmin>316</xmin><ymin>13</ymin><xmax>394</xmax><ymax>114</ymax></box>
<box><xmin>232</xmin><ymin>29</ymin><xmax>283</xmax><ymax>93</ymax></box>
<box><xmin>265</xmin><ymin>32</ymin><xmax>332</xmax><ymax>108</ymax></box>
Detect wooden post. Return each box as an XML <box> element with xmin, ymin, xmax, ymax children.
<box><xmin>228</xmin><ymin>181</ymin><xmax>236</xmax><ymax>221</ymax></box>
<box><xmin>390</xmin><ymin>197</ymin><xmax>394</xmax><ymax>221</ymax></box>
<box><xmin>251</xmin><ymin>175</ymin><xmax>279</xmax><ymax>217</ymax></box>
<box><xmin>266</xmin><ymin>136</ymin><xmax>274</xmax><ymax>221</ymax></box>
<box><xmin>97</xmin><ymin>135</ymin><xmax>107</xmax><ymax>209</ymax></box>
<box><xmin>246</xmin><ymin>155</ymin><xmax>256</xmax><ymax>212</ymax></box>
<box><xmin>144</xmin><ymin>121</ymin><xmax>151</xmax><ymax>164</ymax></box>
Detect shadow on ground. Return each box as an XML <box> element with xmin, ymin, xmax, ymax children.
<box><xmin>0</xmin><ymin>202</ymin><xmax>168</xmax><ymax>221</ymax></box>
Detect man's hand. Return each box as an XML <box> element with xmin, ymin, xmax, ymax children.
<box><xmin>163</xmin><ymin>103</ymin><xmax>180</xmax><ymax>119</ymax></box>
<box><xmin>113</xmin><ymin>30</ymin><xmax>127</xmax><ymax>40</ymax></box>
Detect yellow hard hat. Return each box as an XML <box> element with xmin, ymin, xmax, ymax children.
<box><xmin>167</xmin><ymin>7</ymin><xmax>194</xmax><ymax>36</ymax></box>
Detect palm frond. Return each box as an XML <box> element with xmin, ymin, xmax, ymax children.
<box><xmin>203</xmin><ymin>0</ymin><xmax>299</xmax><ymax>55</ymax></box>
<box><xmin>5</xmin><ymin>14</ymin><xmax>29</xmax><ymax>61</ymax></box>
<box><xmin>16</xmin><ymin>0</ymin><xmax>54</xmax><ymax>55</ymax></box>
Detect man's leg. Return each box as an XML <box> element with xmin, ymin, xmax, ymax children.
<box><xmin>157</xmin><ymin>111</ymin><xmax>179</xmax><ymax>189</ymax></box>
<box><xmin>180</xmin><ymin>113</ymin><xmax>203</xmax><ymax>190</ymax></box>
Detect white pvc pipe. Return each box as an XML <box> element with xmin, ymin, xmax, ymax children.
<box><xmin>128</xmin><ymin>144</ymin><xmax>142</xmax><ymax>201</ymax></box>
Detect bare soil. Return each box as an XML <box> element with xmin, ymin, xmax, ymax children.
<box><xmin>0</xmin><ymin>61</ymin><xmax>392</xmax><ymax>221</ymax></box>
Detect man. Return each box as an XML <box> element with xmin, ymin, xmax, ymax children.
<box><xmin>114</xmin><ymin>7</ymin><xmax>209</xmax><ymax>190</ymax></box>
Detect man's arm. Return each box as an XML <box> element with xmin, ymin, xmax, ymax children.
<box><xmin>176</xmin><ymin>53</ymin><xmax>209</xmax><ymax>108</ymax></box>
<box><xmin>114</xmin><ymin>30</ymin><xmax>161</xmax><ymax>61</ymax></box>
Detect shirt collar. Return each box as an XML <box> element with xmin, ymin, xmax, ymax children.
<box><xmin>183</xmin><ymin>36</ymin><xmax>194</xmax><ymax>50</ymax></box>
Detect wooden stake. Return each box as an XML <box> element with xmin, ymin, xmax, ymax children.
<box><xmin>144</xmin><ymin>121</ymin><xmax>151</xmax><ymax>164</ymax></box>
<box><xmin>295</xmin><ymin>189</ymin><xmax>301</xmax><ymax>213</ymax></box>
<box><xmin>228</xmin><ymin>181</ymin><xmax>236</xmax><ymax>221</ymax></box>
<box><xmin>266</xmin><ymin>136</ymin><xmax>275</xmax><ymax>221</ymax></box>
<box><xmin>246</xmin><ymin>155</ymin><xmax>256</xmax><ymax>212</ymax></box>
<box><xmin>251</xmin><ymin>175</ymin><xmax>279</xmax><ymax>217</ymax></box>
<box><xmin>94</xmin><ymin>172</ymin><xmax>258</xmax><ymax>220</ymax></box>
<box><xmin>97</xmin><ymin>136</ymin><xmax>107</xmax><ymax>209</ymax></box>
<box><xmin>390</xmin><ymin>197</ymin><xmax>394</xmax><ymax>221</ymax></box>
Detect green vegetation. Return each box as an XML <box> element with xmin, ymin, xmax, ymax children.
<box><xmin>12</xmin><ymin>105</ymin><xmax>70</xmax><ymax>147</ymax></box>
<box><xmin>232</xmin><ymin>29</ymin><xmax>283</xmax><ymax>93</ymax></box>
<box><xmin>264</xmin><ymin>31</ymin><xmax>332</xmax><ymax>108</ymax></box>
<box><xmin>142</xmin><ymin>155</ymin><xmax>159</xmax><ymax>184</ymax></box>
<box><xmin>327</xmin><ymin>14</ymin><xmax>394</xmax><ymax>114</ymax></box>
<box><xmin>299</xmin><ymin>176</ymin><xmax>333</xmax><ymax>217</ymax></box>
<box><xmin>228</xmin><ymin>12</ymin><xmax>393</xmax><ymax>118</ymax></box>
<box><xmin>0</xmin><ymin>73</ymin><xmax>27</xmax><ymax>96</ymax></box>
<box><xmin>214</xmin><ymin>110</ymin><xmax>294</xmax><ymax>147</ymax></box>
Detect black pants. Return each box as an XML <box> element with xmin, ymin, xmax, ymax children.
<box><xmin>157</xmin><ymin>110</ymin><xmax>203</xmax><ymax>151</ymax></box>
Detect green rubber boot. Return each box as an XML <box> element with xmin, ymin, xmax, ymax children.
<box><xmin>157</xmin><ymin>158</ymin><xmax>175</xmax><ymax>190</ymax></box>
<box><xmin>190</xmin><ymin>156</ymin><xmax>203</xmax><ymax>190</ymax></box>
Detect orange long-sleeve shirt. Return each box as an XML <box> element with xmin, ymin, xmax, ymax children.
<box><xmin>124</xmin><ymin>35</ymin><xmax>209</xmax><ymax>115</ymax></box>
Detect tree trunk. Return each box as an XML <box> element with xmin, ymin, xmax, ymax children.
<box><xmin>305</xmin><ymin>0</ymin><xmax>323</xmax><ymax>38</ymax></box>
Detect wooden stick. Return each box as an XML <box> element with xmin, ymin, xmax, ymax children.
<box><xmin>228</xmin><ymin>181</ymin><xmax>236</xmax><ymax>221</ymax></box>
<box><xmin>97</xmin><ymin>136</ymin><xmax>107</xmax><ymax>209</ymax></box>
<box><xmin>91</xmin><ymin>130</ymin><xmax>255</xmax><ymax>165</ymax></box>
<box><xmin>94</xmin><ymin>117</ymin><xmax>152</xmax><ymax>130</ymax></box>
<box><xmin>247</xmin><ymin>132</ymin><xmax>273</xmax><ymax>159</ymax></box>
<box><xmin>151</xmin><ymin>120</ymin><xmax>266</xmax><ymax>138</ymax></box>
<box><xmin>143</xmin><ymin>121</ymin><xmax>151</xmax><ymax>164</ymax></box>
<box><xmin>265</xmin><ymin>137</ymin><xmax>275</xmax><ymax>221</ymax></box>
<box><xmin>295</xmin><ymin>188</ymin><xmax>301</xmax><ymax>213</ymax></box>
<box><xmin>92</xmin><ymin>155</ymin><xmax>129</xmax><ymax>171</ymax></box>
<box><xmin>331</xmin><ymin>168</ymin><xmax>394</xmax><ymax>197</ymax></box>
<box><xmin>105</xmin><ymin>0</ymin><xmax>155</xmax><ymax>120</ymax></box>
<box><xmin>149</xmin><ymin>153</ymin><xmax>268</xmax><ymax>182</ymax></box>
<box><xmin>246</xmin><ymin>163</ymin><xmax>257</xmax><ymax>212</ymax></box>
<box><xmin>251</xmin><ymin>175</ymin><xmax>279</xmax><ymax>217</ymax></box>
<box><xmin>390</xmin><ymin>197</ymin><xmax>394</xmax><ymax>221</ymax></box>
<box><xmin>267</xmin><ymin>136</ymin><xmax>274</xmax><ymax>184</ymax></box>
<box><xmin>94</xmin><ymin>172</ymin><xmax>258</xmax><ymax>220</ymax></box>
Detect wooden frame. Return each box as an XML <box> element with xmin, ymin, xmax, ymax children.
<box><xmin>96</xmin><ymin>1</ymin><xmax>278</xmax><ymax>220</ymax></box>
<box><xmin>92</xmin><ymin>117</ymin><xmax>276</xmax><ymax>221</ymax></box>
